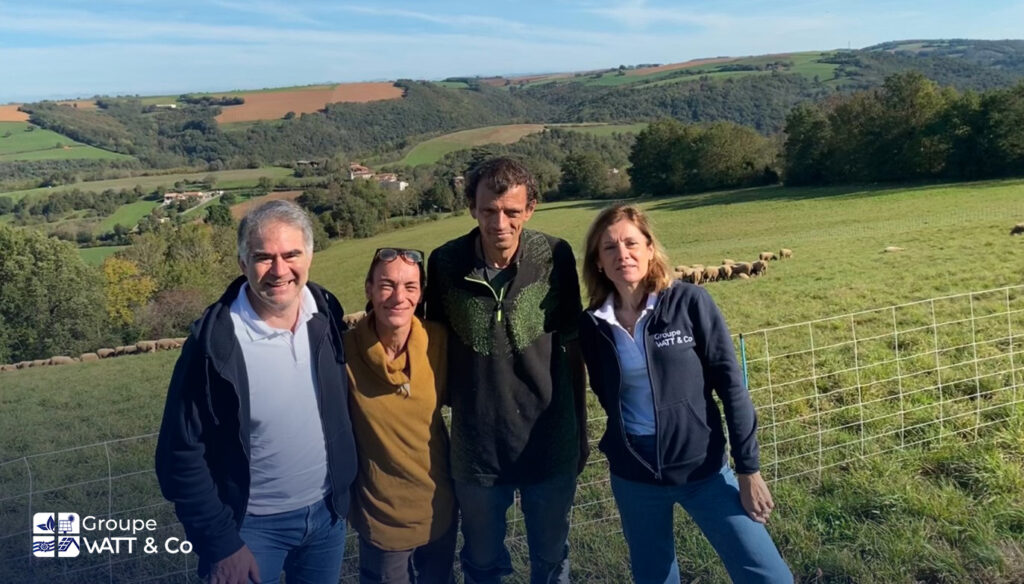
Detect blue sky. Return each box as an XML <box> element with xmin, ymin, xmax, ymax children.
<box><xmin>1</xmin><ymin>0</ymin><xmax>1021</xmax><ymax>103</ymax></box>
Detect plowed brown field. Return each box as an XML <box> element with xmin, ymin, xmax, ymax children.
<box><xmin>0</xmin><ymin>106</ymin><xmax>29</xmax><ymax>122</ymax></box>
<box><xmin>215</xmin><ymin>83</ymin><xmax>403</xmax><ymax>124</ymax></box>
<box><xmin>627</xmin><ymin>57</ymin><xmax>736</xmax><ymax>75</ymax></box>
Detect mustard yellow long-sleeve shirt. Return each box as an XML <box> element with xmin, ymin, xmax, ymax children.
<box><xmin>344</xmin><ymin>315</ymin><xmax>455</xmax><ymax>550</ymax></box>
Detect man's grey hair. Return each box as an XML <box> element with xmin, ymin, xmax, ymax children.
<box><xmin>237</xmin><ymin>200</ymin><xmax>315</xmax><ymax>263</ymax></box>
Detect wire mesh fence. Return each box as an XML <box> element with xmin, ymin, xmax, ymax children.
<box><xmin>2</xmin><ymin>285</ymin><xmax>1023</xmax><ymax>583</ymax></box>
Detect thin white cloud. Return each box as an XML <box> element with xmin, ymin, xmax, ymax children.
<box><xmin>586</xmin><ymin>0</ymin><xmax>831</xmax><ymax>33</ymax></box>
<box><xmin>334</xmin><ymin>5</ymin><xmax>528</xmax><ymax>30</ymax></box>
<box><xmin>210</xmin><ymin>0</ymin><xmax>320</xmax><ymax>25</ymax></box>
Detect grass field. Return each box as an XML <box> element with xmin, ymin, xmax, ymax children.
<box><xmin>399</xmin><ymin>124</ymin><xmax>546</xmax><ymax>166</ymax></box>
<box><xmin>78</xmin><ymin>245</ymin><xmax>127</xmax><ymax>266</ymax></box>
<box><xmin>0</xmin><ymin>167</ymin><xmax>293</xmax><ymax>202</ymax></box>
<box><xmin>96</xmin><ymin>200</ymin><xmax>162</xmax><ymax>233</ymax></box>
<box><xmin>519</xmin><ymin>52</ymin><xmax>839</xmax><ymax>90</ymax></box>
<box><xmin>398</xmin><ymin>123</ymin><xmax>644</xmax><ymax>166</ymax></box>
<box><xmin>3</xmin><ymin>178</ymin><xmax>1024</xmax><ymax>582</ymax></box>
<box><xmin>0</xmin><ymin>121</ymin><xmax>132</xmax><ymax>162</ymax></box>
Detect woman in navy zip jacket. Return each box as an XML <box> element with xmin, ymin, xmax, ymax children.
<box><xmin>578</xmin><ymin>205</ymin><xmax>791</xmax><ymax>584</ymax></box>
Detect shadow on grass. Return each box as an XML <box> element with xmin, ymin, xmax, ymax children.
<box><xmin>538</xmin><ymin>178</ymin><xmax>1024</xmax><ymax>214</ymax></box>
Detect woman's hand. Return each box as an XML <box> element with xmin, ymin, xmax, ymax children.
<box><xmin>737</xmin><ymin>471</ymin><xmax>775</xmax><ymax>524</ymax></box>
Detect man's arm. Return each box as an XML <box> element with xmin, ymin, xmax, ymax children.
<box><xmin>154</xmin><ymin>336</ymin><xmax>248</xmax><ymax>571</ymax></box>
<box><xmin>565</xmin><ymin>338</ymin><xmax>590</xmax><ymax>474</ymax></box>
<box><xmin>553</xmin><ymin>238</ymin><xmax>589</xmax><ymax>473</ymax></box>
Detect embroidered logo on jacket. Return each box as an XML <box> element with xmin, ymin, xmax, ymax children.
<box><xmin>653</xmin><ymin>330</ymin><xmax>694</xmax><ymax>348</ymax></box>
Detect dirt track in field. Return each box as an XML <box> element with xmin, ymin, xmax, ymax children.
<box><xmin>230</xmin><ymin>191</ymin><xmax>302</xmax><ymax>220</ymax></box>
<box><xmin>216</xmin><ymin>83</ymin><xmax>403</xmax><ymax>124</ymax></box>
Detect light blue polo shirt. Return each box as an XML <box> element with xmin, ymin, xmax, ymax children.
<box><xmin>591</xmin><ymin>293</ymin><xmax>659</xmax><ymax>436</ymax></box>
<box><xmin>230</xmin><ymin>283</ymin><xmax>330</xmax><ymax>515</ymax></box>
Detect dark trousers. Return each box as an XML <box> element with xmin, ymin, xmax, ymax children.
<box><xmin>358</xmin><ymin>523</ymin><xmax>457</xmax><ymax>584</ymax></box>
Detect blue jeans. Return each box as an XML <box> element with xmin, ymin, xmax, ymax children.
<box><xmin>239</xmin><ymin>497</ymin><xmax>347</xmax><ymax>584</ymax></box>
<box><xmin>611</xmin><ymin>466</ymin><xmax>791</xmax><ymax>584</ymax></box>
<box><xmin>454</xmin><ymin>472</ymin><xmax>576</xmax><ymax>584</ymax></box>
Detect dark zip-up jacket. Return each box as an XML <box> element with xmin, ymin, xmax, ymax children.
<box><xmin>425</xmin><ymin>228</ymin><xmax>582</xmax><ymax>486</ymax></box>
<box><xmin>155</xmin><ymin>277</ymin><xmax>357</xmax><ymax>577</ymax></box>
<box><xmin>579</xmin><ymin>281</ymin><xmax>759</xmax><ymax>485</ymax></box>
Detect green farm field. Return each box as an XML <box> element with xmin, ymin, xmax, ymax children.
<box><xmin>3</xmin><ymin>179</ymin><xmax>1024</xmax><ymax>583</ymax></box>
<box><xmin>399</xmin><ymin>123</ymin><xmax>644</xmax><ymax>166</ymax></box>
<box><xmin>96</xmin><ymin>199</ymin><xmax>162</xmax><ymax>233</ymax></box>
<box><xmin>399</xmin><ymin>124</ymin><xmax>546</xmax><ymax>166</ymax></box>
<box><xmin>518</xmin><ymin>52</ymin><xmax>838</xmax><ymax>89</ymax></box>
<box><xmin>0</xmin><ymin>121</ymin><xmax>133</xmax><ymax>162</ymax></box>
<box><xmin>78</xmin><ymin>245</ymin><xmax>127</xmax><ymax>266</ymax></box>
<box><xmin>0</xmin><ymin>167</ymin><xmax>293</xmax><ymax>201</ymax></box>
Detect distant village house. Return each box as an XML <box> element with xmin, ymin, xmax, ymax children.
<box><xmin>162</xmin><ymin>190</ymin><xmax>219</xmax><ymax>206</ymax></box>
<box><xmin>349</xmin><ymin>163</ymin><xmax>374</xmax><ymax>180</ymax></box>
<box><xmin>376</xmin><ymin>173</ymin><xmax>409</xmax><ymax>191</ymax></box>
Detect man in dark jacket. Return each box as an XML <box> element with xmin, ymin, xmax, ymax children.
<box><xmin>425</xmin><ymin>157</ymin><xmax>587</xmax><ymax>584</ymax></box>
<box><xmin>155</xmin><ymin>200</ymin><xmax>357</xmax><ymax>584</ymax></box>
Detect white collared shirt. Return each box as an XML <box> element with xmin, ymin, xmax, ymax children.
<box><xmin>592</xmin><ymin>292</ymin><xmax>659</xmax><ymax>436</ymax></box>
<box><xmin>230</xmin><ymin>283</ymin><xmax>330</xmax><ymax>515</ymax></box>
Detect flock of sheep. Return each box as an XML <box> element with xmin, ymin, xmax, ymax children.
<box><xmin>675</xmin><ymin>248</ymin><xmax>792</xmax><ymax>285</ymax></box>
<box><xmin>0</xmin><ymin>338</ymin><xmax>187</xmax><ymax>373</ymax></box>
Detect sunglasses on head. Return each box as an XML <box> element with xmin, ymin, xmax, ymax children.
<box><xmin>375</xmin><ymin>247</ymin><xmax>424</xmax><ymax>264</ymax></box>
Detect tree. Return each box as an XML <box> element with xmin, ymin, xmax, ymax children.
<box><xmin>136</xmin><ymin>288</ymin><xmax>208</xmax><ymax>339</ymax></box>
<box><xmin>629</xmin><ymin>118</ymin><xmax>691</xmax><ymax>196</ymax></box>
<box><xmin>419</xmin><ymin>181</ymin><xmax>457</xmax><ymax>213</ymax></box>
<box><xmin>559</xmin><ymin>152</ymin><xmax>608</xmax><ymax>199</ymax></box>
<box><xmin>256</xmin><ymin>176</ymin><xmax>274</xmax><ymax>195</ymax></box>
<box><xmin>102</xmin><ymin>257</ymin><xmax>157</xmax><ymax>328</ymax></box>
<box><xmin>205</xmin><ymin>203</ymin><xmax>234</xmax><ymax>227</ymax></box>
<box><xmin>0</xmin><ymin>225</ymin><xmax>108</xmax><ymax>362</ymax></box>
<box><xmin>783</xmin><ymin>104</ymin><xmax>831</xmax><ymax>185</ymax></box>
<box><xmin>629</xmin><ymin>119</ymin><xmax>774</xmax><ymax>195</ymax></box>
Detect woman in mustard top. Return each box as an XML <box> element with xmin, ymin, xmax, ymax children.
<box><xmin>344</xmin><ymin>248</ymin><xmax>456</xmax><ymax>583</ymax></box>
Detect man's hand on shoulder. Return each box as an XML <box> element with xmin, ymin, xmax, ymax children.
<box><xmin>209</xmin><ymin>545</ymin><xmax>260</xmax><ymax>584</ymax></box>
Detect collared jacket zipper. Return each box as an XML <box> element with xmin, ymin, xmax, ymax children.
<box><xmin>464</xmin><ymin>275</ymin><xmax>506</xmax><ymax>323</ymax></box>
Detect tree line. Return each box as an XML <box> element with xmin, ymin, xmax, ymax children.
<box><xmin>783</xmin><ymin>73</ymin><xmax>1024</xmax><ymax>184</ymax></box>
<box><xmin>625</xmin><ymin>73</ymin><xmax>1024</xmax><ymax>194</ymax></box>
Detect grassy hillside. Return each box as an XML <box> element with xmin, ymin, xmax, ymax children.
<box><xmin>3</xmin><ymin>178</ymin><xmax>1024</xmax><ymax>582</ymax></box>
<box><xmin>0</xmin><ymin>121</ymin><xmax>133</xmax><ymax>162</ymax></box>
<box><xmin>516</xmin><ymin>52</ymin><xmax>841</xmax><ymax>90</ymax></box>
